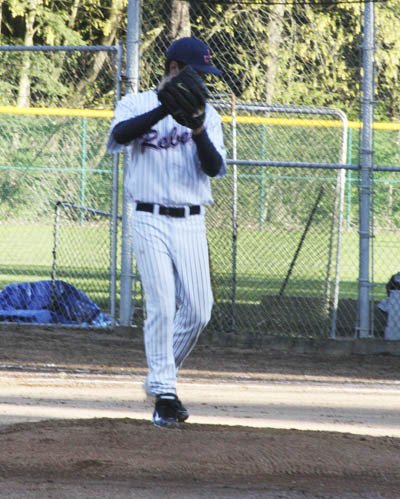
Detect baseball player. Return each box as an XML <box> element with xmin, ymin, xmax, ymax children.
<box><xmin>107</xmin><ymin>37</ymin><xmax>226</xmax><ymax>428</ymax></box>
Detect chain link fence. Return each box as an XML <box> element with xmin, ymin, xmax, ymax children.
<box><xmin>203</xmin><ymin>102</ymin><xmax>347</xmax><ymax>343</ymax></box>
<box><xmin>1</xmin><ymin>1</ymin><xmax>400</xmax><ymax>342</ymax></box>
<box><xmin>0</xmin><ymin>46</ymin><xmax>121</xmax><ymax>326</ymax></box>
<box><xmin>132</xmin><ymin>0</ymin><xmax>400</xmax><ymax>343</ymax></box>
<box><xmin>0</xmin><ymin>46</ymin><xmax>119</xmax><ymax>108</ymax></box>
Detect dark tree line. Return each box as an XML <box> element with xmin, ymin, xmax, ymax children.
<box><xmin>0</xmin><ymin>0</ymin><xmax>399</xmax><ymax>119</ymax></box>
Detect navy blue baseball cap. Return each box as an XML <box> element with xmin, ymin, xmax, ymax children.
<box><xmin>166</xmin><ymin>37</ymin><xmax>222</xmax><ymax>75</ymax></box>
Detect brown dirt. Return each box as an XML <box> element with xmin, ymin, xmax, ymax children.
<box><xmin>0</xmin><ymin>326</ymin><xmax>400</xmax><ymax>498</ymax></box>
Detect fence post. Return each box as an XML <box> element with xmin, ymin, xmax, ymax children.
<box><xmin>329</xmin><ymin>111</ymin><xmax>348</xmax><ymax>338</ymax></box>
<box><xmin>79</xmin><ymin>116</ymin><xmax>87</xmax><ymax>222</ymax></box>
<box><xmin>358</xmin><ymin>0</ymin><xmax>375</xmax><ymax>338</ymax></box>
<box><xmin>120</xmin><ymin>0</ymin><xmax>142</xmax><ymax>326</ymax></box>
<box><xmin>110</xmin><ymin>42</ymin><xmax>123</xmax><ymax>326</ymax></box>
<box><xmin>231</xmin><ymin>93</ymin><xmax>238</xmax><ymax>340</ymax></box>
<box><xmin>259</xmin><ymin>125</ymin><xmax>267</xmax><ymax>226</ymax></box>
<box><xmin>346</xmin><ymin>128</ymin><xmax>353</xmax><ymax>228</ymax></box>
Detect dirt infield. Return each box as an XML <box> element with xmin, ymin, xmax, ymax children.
<box><xmin>0</xmin><ymin>326</ymin><xmax>400</xmax><ymax>498</ymax></box>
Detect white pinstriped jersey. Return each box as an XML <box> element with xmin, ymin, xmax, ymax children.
<box><xmin>107</xmin><ymin>90</ymin><xmax>227</xmax><ymax>206</ymax></box>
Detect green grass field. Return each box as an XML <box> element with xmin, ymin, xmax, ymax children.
<box><xmin>1</xmin><ymin>223</ymin><xmax>398</xmax><ymax>313</ymax></box>
<box><xmin>0</xmin><ymin>223</ymin><xmax>114</xmax><ymax>311</ymax></box>
<box><xmin>213</xmin><ymin>224</ymin><xmax>385</xmax><ymax>303</ymax></box>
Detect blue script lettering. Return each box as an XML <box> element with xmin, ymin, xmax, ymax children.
<box><xmin>141</xmin><ymin>127</ymin><xmax>191</xmax><ymax>153</ymax></box>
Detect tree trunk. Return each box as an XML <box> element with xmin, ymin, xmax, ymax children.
<box><xmin>0</xmin><ymin>0</ymin><xmax>4</xmax><ymax>36</ymax></box>
<box><xmin>265</xmin><ymin>4</ymin><xmax>286</xmax><ymax>105</ymax></box>
<box><xmin>169</xmin><ymin>0</ymin><xmax>191</xmax><ymax>40</ymax></box>
<box><xmin>17</xmin><ymin>0</ymin><xmax>41</xmax><ymax>107</ymax></box>
<box><xmin>50</xmin><ymin>0</ymin><xmax>81</xmax><ymax>97</ymax></box>
<box><xmin>68</xmin><ymin>0</ymin><xmax>81</xmax><ymax>29</ymax></box>
<box><xmin>73</xmin><ymin>0</ymin><xmax>124</xmax><ymax>102</ymax></box>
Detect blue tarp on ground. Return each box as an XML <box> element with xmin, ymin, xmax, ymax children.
<box><xmin>0</xmin><ymin>280</ymin><xmax>111</xmax><ymax>326</ymax></box>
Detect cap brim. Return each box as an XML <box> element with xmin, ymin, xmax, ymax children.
<box><xmin>192</xmin><ymin>64</ymin><xmax>222</xmax><ymax>75</ymax></box>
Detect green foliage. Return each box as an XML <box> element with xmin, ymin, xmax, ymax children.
<box><xmin>0</xmin><ymin>0</ymin><xmax>123</xmax><ymax>108</ymax></box>
<box><xmin>0</xmin><ymin>0</ymin><xmax>399</xmax><ymax>120</ymax></box>
<box><xmin>139</xmin><ymin>1</ymin><xmax>399</xmax><ymax>121</ymax></box>
<box><xmin>374</xmin><ymin>1</ymin><xmax>400</xmax><ymax>119</ymax></box>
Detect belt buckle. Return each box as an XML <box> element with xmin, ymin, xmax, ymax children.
<box><xmin>163</xmin><ymin>206</ymin><xmax>172</xmax><ymax>216</ymax></box>
<box><xmin>161</xmin><ymin>206</ymin><xmax>180</xmax><ymax>217</ymax></box>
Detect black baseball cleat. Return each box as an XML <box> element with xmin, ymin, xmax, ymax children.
<box><xmin>152</xmin><ymin>393</ymin><xmax>181</xmax><ymax>428</ymax></box>
<box><xmin>175</xmin><ymin>397</ymin><xmax>189</xmax><ymax>422</ymax></box>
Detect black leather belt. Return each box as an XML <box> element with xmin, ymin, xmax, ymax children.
<box><xmin>135</xmin><ymin>202</ymin><xmax>201</xmax><ymax>218</ymax></box>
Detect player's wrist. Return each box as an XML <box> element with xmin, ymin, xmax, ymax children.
<box><xmin>191</xmin><ymin>126</ymin><xmax>205</xmax><ymax>136</ymax></box>
<box><xmin>156</xmin><ymin>104</ymin><xmax>169</xmax><ymax>119</ymax></box>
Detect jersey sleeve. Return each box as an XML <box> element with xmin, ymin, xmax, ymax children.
<box><xmin>106</xmin><ymin>94</ymin><xmax>138</xmax><ymax>154</ymax></box>
<box><xmin>204</xmin><ymin>105</ymin><xmax>227</xmax><ymax>178</ymax></box>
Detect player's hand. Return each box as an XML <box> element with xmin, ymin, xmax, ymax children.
<box><xmin>157</xmin><ymin>66</ymin><xmax>208</xmax><ymax>130</ymax></box>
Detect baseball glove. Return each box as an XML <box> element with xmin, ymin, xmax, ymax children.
<box><xmin>158</xmin><ymin>65</ymin><xmax>208</xmax><ymax>129</ymax></box>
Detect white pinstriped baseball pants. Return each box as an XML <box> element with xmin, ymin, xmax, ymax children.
<box><xmin>131</xmin><ymin>207</ymin><xmax>213</xmax><ymax>396</ymax></box>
